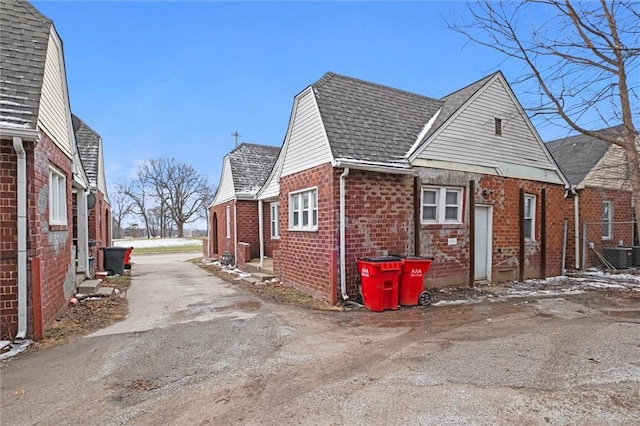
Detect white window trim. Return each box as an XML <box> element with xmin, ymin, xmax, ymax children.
<box><xmin>225</xmin><ymin>205</ymin><xmax>231</xmax><ymax>238</ymax></box>
<box><xmin>270</xmin><ymin>202</ymin><xmax>280</xmax><ymax>239</ymax></box>
<box><xmin>288</xmin><ymin>187</ymin><xmax>318</xmax><ymax>231</ymax></box>
<box><xmin>524</xmin><ymin>194</ymin><xmax>536</xmax><ymax>241</ymax></box>
<box><xmin>602</xmin><ymin>200</ymin><xmax>613</xmax><ymax>240</ymax></box>
<box><xmin>420</xmin><ymin>186</ymin><xmax>463</xmax><ymax>224</ymax></box>
<box><xmin>49</xmin><ymin>166</ymin><xmax>67</xmax><ymax>226</ymax></box>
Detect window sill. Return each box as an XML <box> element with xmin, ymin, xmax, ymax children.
<box><xmin>49</xmin><ymin>224</ymin><xmax>68</xmax><ymax>232</ymax></box>
<box><xmin>270</xmin><ymin>237</ymin><xmax>280</xmax><ymax>241</ymax></box>
<box><xmin>420</xmin><ymin>223</ymin><xmax>464</xmax><ymax>229</ymax></box>
<box><xmin>287</xmin><ymin>228</ymin><xmax>318</xmax><ymax>233</ymax></box>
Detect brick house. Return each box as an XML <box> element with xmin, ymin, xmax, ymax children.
<box><xmin>257</xmin><ymin>71</ymin><xmax>570</xmax><ymax>303</ymax></box>
<box><xmin>547</xmin><ymin>125</ymin><xmax>635</xmax><ymax>270</ymax></box>
<box><xmin>207</xmin><ymin>143</ymin><xmax>280</xmax><ymax>268</ymax></box>
<box><xmin>1</xmin><ymin>0</ymin><xmax>92</xmax><ymax>341</ymax></box>
<box><xmin>74</xmin><ymin>114</ymin><xmax>112</xmax><ymax>275</ymax></box>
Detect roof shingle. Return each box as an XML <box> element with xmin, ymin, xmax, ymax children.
<box><xmin>0</xmin><ymin>0</ymin><xmax>52</xmax><ymax>130</ymax></box>
<box><xmin>229</xmin><ymin>143</ymin><xmax>280</xmax><ymax>195</ymax></box>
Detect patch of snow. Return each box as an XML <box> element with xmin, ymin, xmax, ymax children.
<box><xmin>0</xmin><ymin>339</ymin><xmax>33</xmax><ymax>361</ymax></box>
<box><xmin>112</xmin><ymin>238</ymin><xmax>201</xmax><ymax>248</ymax></box>
<box><xmin>0</xmin><ymin>120</ymin><xmax>30</xmax><ymax>129</ymax></box>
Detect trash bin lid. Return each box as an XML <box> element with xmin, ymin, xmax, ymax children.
<box><xmin>358</xmin><ymin>256</ymin><xmax>403</xmax><ymax>262</ymax></box>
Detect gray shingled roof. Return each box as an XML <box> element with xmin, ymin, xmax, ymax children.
<box><xmin>229</xmin><ymin>143</ymin><xmax>281</xmax><ymax>194</ymax></box>
<box><xmin>0</xmin><ymin>0</ymin><xmax>52</xmax><ymax>130</ymax></box>
<box><xmin>545</xmin><ymin>125</ymin><xmax>626</xmax><ymax>186</ymax></box>
<box><xmin>312</xmin><ymin>72</ymin><xmax>443</xmax><ymax>164</ymax></box>
<box><xmin>73</xmin><ymin>114</ymin><xmax>100</xmax><ymax>186</ymax></box>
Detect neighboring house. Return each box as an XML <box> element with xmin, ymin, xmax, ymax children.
<box><xmin>0</xmin><ymin>0</ymin><xmax>92</xmax><ymax>341</ymax></box>
<box><xmin>207</xmin><ymin>143</ymin><xmax>280</xmax><ymax>268</ymax></box>
<box><xmin>257</xmin><ymin>71</ymin><xmax>570</xmax><ymax>303</ymax></box>
<box><xmin>546</xmin><ymin>125</ymin><xmax>634</xmax><ymax>269</ymax></box>
<box><xmin>74</xmin><ymin>114</ymin><xmax>112</xmax><ymax>275</ymax></box>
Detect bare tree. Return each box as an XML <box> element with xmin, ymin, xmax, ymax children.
<box><xmin>110</xmin><ymin>182</ymin><xmax>134</xmax><ymax>239</ymax></box>
<box><xmin>141</xmin><ymin>158</ymin><xmax>214</xmax><ymax>237</ymax></box>
<box><xmin>121</xmin><ymin>173</ymin><xmax>153</xmax><ymax>238</ymax></box>
<box><xmin>452</xmin><ymin>1</ymin><xmax>639</xmax><ymax>217</ymax></box>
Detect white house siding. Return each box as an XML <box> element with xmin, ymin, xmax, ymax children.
<box><xmin>280</xmin><ymin>88</ymin><xmax>333</xmax><ymax>178</ymax></box>
<box><xmin>38</xmin><ymin>32</ymin><xmax>72</xmax><ymax>157</ymax></box>
<box><xmin>212</xmin><ymin>157</ymin><xmax>236</xmax><ymax>205</ymax></box>
<box><xmin>258</xmin><ymin>159</ymin><xmax>281</xmax><ymax>200</ymax></box>
<box><xmin>417</xmin><ymin>77</ymin><xmax>563</xmax><ymax>184</ymax></box>
<box><xmin>583</xmin><ymin>145</ymin><xmax>631</xmax><ymax>191</ymax></box>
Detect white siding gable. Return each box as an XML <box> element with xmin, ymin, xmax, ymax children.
<box><xmin>38</xmin><ymin>30</ymin><xmax>73</xmax><ymax>157</ymax></box>
<box><xmin>280</xmin><ymin>87</ymin><xmax>333</xmax><ymax>178</ymax></box>
<box><xmin>583</xmin><ymin>144</ymin><xmax>630</xmax><ymax>190</ymax></box>
<box><xmin>211</xmin><ymin>157</ymin><xmax>235</xmax><ymax>205</ymax></box>
<box><xmin>413</xmin><ymin>75</ymin><xmax>565</xmax><ymax>185</ymax></box>
<box><xmin>258</xmin><ymin>154</ymin><xmax>282</xmax><ymax>200</ymax></box>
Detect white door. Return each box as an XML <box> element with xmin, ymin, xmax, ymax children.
<box><xmin>474</xmin><ymin>205</ymin><xmax>492</xmax><ymax>281</ymax></box>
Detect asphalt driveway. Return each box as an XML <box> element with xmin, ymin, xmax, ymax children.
<box><xmin>1</xmin><ymin>254</ymin><xmax>639</xmax><ymax>425</ymax></box>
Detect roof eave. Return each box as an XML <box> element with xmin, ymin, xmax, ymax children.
<box><xmin>333</xmin><ymin>158</ymin><xmax>414</xmax><ymax>175</ymax></box>
<box><xmin>0</xmin><ymin>126</ymin><xmax>40</xmax><ymax>141</ymax></box>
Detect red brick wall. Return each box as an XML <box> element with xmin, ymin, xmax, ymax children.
<box><xmin>1</xmin><ymin>139</ymin><xmax>19</xmax><ymax>339</ymax></box>
<box><xmin>235</xmin><ymin>200</ymin><xmax>260</xmax><ymax>259</ymax></box>
<box><xmin>1</xmin><ymin>132</ymin><xmax>75</xmax><ymax>339</ymax></box>
<box><xmin>88</xmin><ymin>190</ymin><xmax>111</xmax><ymax>272</ymax></box>
<box><xmin>209</xmin><ymin>200</ymin><xmax>235</xmax><ymax>260</ymax></box>
<box><xmin>564</xmin><ymin>187</ymin><xmax>633</xmax><ymax>269</ymax></box>
<box><xmin>277</xmin><ymin>163</ymin><xmax>337</xmax><ymax>301</ymax></box>
<box><xmin>30</xmin><ymin>131</ymin><xmax>75</xmax><ymax>333</ymax></box>
<box><xmin>274</xmin><ymin>164</ymin><xmax>568</xmax><ymax>304</ymax></box>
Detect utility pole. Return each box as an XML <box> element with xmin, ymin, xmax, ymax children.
<box><xmin>232</xmin><ymin>131</ymin><xmax>241</xmax><ymax>147</ymax></box>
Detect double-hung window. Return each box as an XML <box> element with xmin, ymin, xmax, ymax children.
<box><xmin>602</xmin><ymin>201</ymin><xmax>612</xmax><ymax>239</ymax></box>
<box><xmin>49</xmin><ymin>166</ymin><xmax>67</xmax><ymax>225</ymax></box>
<box><xmin>289</xmin><ymin>187</ymin><xmax>318</xmax><ymax>231</ymax></box>
<box><xmin>524</xmin><ymin>195</ymin><xmax>536</xmax><ymax>240</ymax></box>
<box><xmin>421</xmin><ymin>186</ymin><xmax>463</xmax><ymax>224</ymax></box>
<box><xmin>270</xmin><ymin>202</ymin><xmax>280</xmax><ymax>239</ymax></box>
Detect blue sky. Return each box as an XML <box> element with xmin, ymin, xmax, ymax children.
<box><xmin>33</xmin><ymin>0</ymin><xmax>560</xmax><ymax>192</ymax></box>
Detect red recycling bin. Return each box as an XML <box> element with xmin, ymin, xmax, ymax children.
<box><xmin>399</xmin><ymin>256</ymin><xmax>434</xmax><ymax>306</ymax></box>
<box><xmin>357</xmin><ymin>257</ymin><xmax>402</xmax><ymax>312</ymax></box>
<box><xmin>124</xmin><ymin>247</ymin><xmax>134</xmax><ymax>269</ymax></box>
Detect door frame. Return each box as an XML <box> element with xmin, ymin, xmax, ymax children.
<box><xmin>474</xmin><ymin>204</ymin><xmax>493</xmax><ymax>282</ymax></box>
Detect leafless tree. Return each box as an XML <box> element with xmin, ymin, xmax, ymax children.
<box><xmin>110</xmin><ymin>182</ymin><xmax>134</xmax><ymax>239</ymax></box>
<box><xmin>452</xmin><ymin>1</ymin><xmax>639</xmax><ymax>218</ymax></box>
<box><xmin>121</xmin><ymin>174</ymin><xmax>153</xmax><ymax>238</ymax></box>
<box><xmin>140</xmin><ymin>158</ymin><xmax>214</xmax><ymax>237</ymax></box>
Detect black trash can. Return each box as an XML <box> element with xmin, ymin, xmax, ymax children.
<box><xmin>101</xmin><ymin>246</ymin><xmax>128</xmax><ymax>275</ymax></box>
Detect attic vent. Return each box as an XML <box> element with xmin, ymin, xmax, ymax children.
<box><xmin>495</xmin><ymin>118</ymin><xmax>502</xmax><ymax>136</ymax></box>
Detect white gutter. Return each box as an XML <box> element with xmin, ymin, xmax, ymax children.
<box><xmin>258</xmin><ymin>199</ymin><xmax>264</xmax><ymax>268</ymax></box>
<box><xmin>334</xmin><ymin>159</ymin><xmax>414</xmax><ymax>175</ymax></box>
<box><xmin>12</xmin><ymin>137</ymin><xmax>27</xmax><ymax>340</ymax></box>
<box><xmin>574</xmin><ymin>192</ymin><xmax>580</xmax><ymax>269</ymax></box>
<box><xmin>339</xmin><ymin>167</ymin><xmax>350</xmax><ymax>300</ymax></box>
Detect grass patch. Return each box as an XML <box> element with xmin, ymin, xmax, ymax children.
<box><xmin>131</xmin><ymin>245</ymin><xmax>202</xmax><ymax>255</ymax></box>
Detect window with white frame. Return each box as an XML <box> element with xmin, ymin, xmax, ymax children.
<box><xmin>270</xmin><ymin>202</ymin><xmax>280</xmax><ymax>239</ymax></box>
<box><xmin>421</xmin><ymin>186</ymin><xmax>463</xmax><ymax>224</ymax></box>
<box><xmin>524</xmin><ymin>194</ymin><xmax>536</xmax><ymax>240</ymax></box>
<box><xmin>49</xmin><ymin>166</ymin><xmax>67</xmax><ymax>225</ymax></box>
<box><xmin>226</xmin><ymin>205</ymin><xmax>231</xmax><ymax>238</ymax></box>
<box><xmin>602</xmin><ymin>201</ymin><xmax>612</xmax><ymax>239</ymax></box>
<box><xmin>289</xmin><ymin>188</ymin><xmax>318</xmax><ymax>231</ymax></box>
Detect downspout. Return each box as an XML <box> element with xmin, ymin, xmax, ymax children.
<box><xmin>339</xmin><ymin>167</ymin><xmax>350</xmax><ymax>300</ymax></box>
<box><xmin>258</xmin><ymin>199</ymin><xmax>264</xmax><ymax>268</ymax></box>
<box><xmin>233</xmin><ymin>200</ymin><xmax>238</xmax><ymax>267</ymax></box>
<box><xmin>13</xmin><ymin>137</ymin><xmax>27</xmax><ymax>340</ymax></box>
<box><xmin>574</xmin><ymin>191</ymin><xmax>580</xmax><ymax>269</ymax></box>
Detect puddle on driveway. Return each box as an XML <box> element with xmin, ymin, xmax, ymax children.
<box><xmin>215</xmin><ymin>301</ymin><xmax>261</xmax><ymax>312</ymax></box>
<box><xmin>599</xmin><ymin>309</ymin><xmax>640</xmax><ymax>319</ymax></box>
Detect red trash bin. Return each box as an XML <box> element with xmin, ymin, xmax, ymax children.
<box><xmin>399</xmin><ymin>256</ymin><xmax>434</xmax><ymax>306</ymax></box>
<box><xmin>357</xmin><ymin>256</ymin><xmax>402</xmax><ymax>312</ymax></box>
<box><xmin>124</xmin><ymin>247</ymin><xmax>134</xmax><ymax>269</ymax></box>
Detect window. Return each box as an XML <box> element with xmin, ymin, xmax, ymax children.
<box><xmin>49</xmin><ymin>167</ymin><xmax>67</xmax><ymax>225</ymax></box>
<box><xmin>495</xmin><ymin>118</ymin><xmax>502</xmax><ymax>136</ymax></box>
<box><xmin>226</xmin><ymin>205</ymin><xmax>231</xmax><ymax>238</ymax></box>
<box><xmin>524</xmin><ymin>195</ymin><xmax>536</xmax><ymax>240</ymax></box>
<box><xmin>602</xmin><ymin>201</ymin><xmax>612</xmax><ymax>239</ymax></box>
<box><xmin>421</xmin><ymin>186</ymin><xmax>463</xmax><ymax>224</ymax></box>
<box><xmin>270</xmin><ymin>202</ymin><xmax>280</xmax><ymax>239</ymax></box>
<box><xmin>289</xmin><ymin>188</ymin><xmax>318</xmax><ymax>231</ymax></box>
